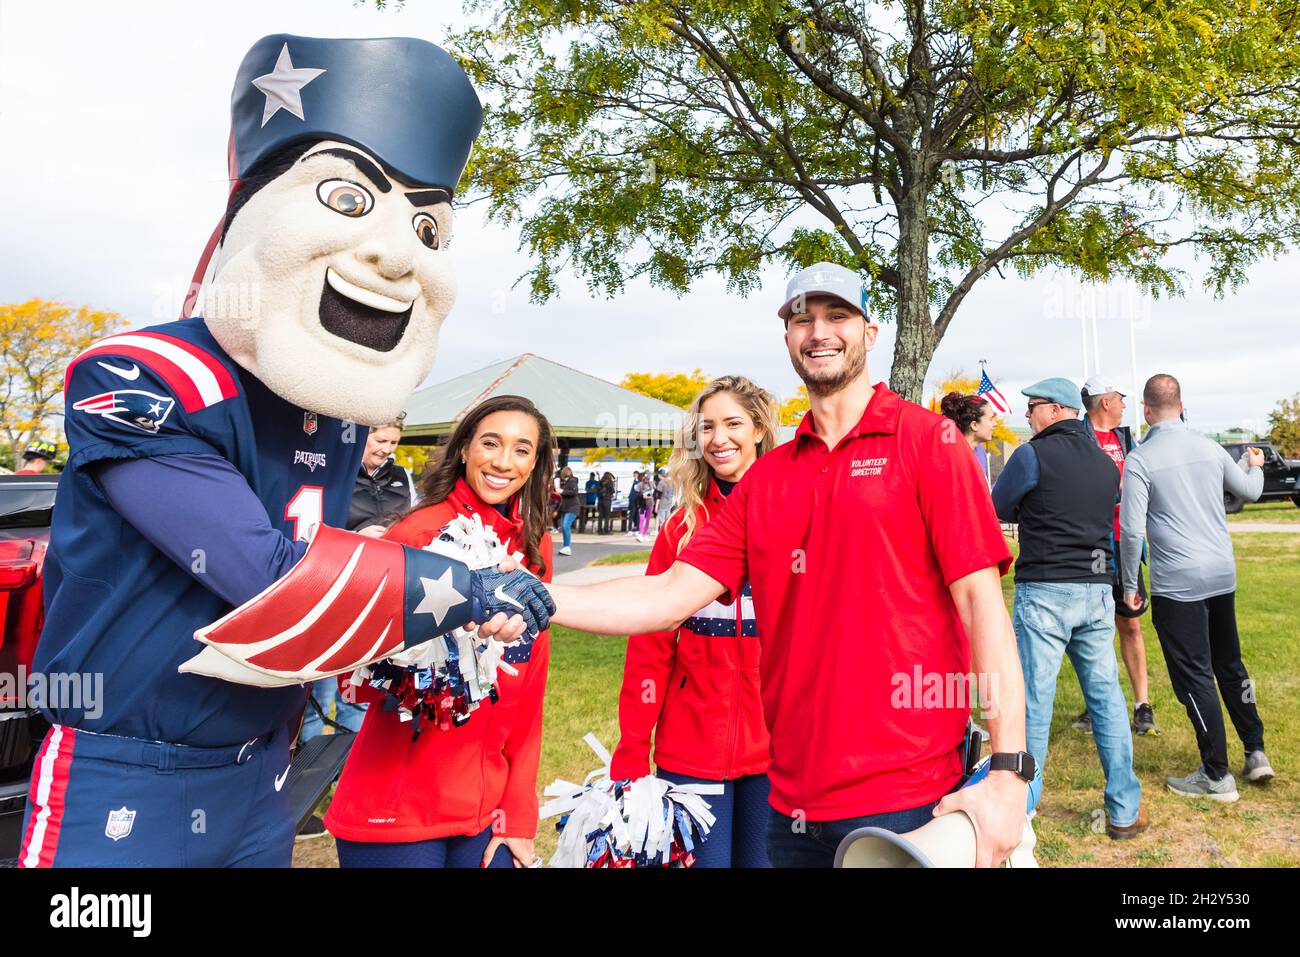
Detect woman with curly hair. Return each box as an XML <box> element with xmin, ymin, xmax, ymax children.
<box><xmin>940</xmin><ymin>391</ymin><xmax>997</xmax><ymax>454</ymax></box>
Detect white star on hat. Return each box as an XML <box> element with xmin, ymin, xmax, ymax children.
<box><xmin>251</xmin><ymin>42</ymin><xmax>326</xmax><ymax>128</ymax></box>
<box><xmin>413</xmin><ymin>568</ymin><xmax>467</xmax><ymax>627</ymax></box>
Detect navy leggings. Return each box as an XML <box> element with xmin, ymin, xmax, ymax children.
<box><xmin>335</xmin><ymin>826</ymin><xmax>515</xmax><ymax>868</ymax></box>
<box><xmin>657</xmin><ymin>769</ymin><xmax>772</xmax><ymax>868</ymax></box>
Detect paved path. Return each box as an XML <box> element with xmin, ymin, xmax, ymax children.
<box><xmin>553</xmin><ymin>562</ymin><xmax>650</xmax><ymax>585</ymax></box>
<box><xmin>547</xmin><ymin>529</ymin><xmax>657</xmax><ymax>576</ymax></box>
<box><xmin>1228</xmin><ymin>523</ymin><xmax>1300</xmax><ymax>533</ymax></box>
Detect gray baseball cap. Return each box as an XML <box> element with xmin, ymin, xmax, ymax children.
<box><xmin>777</xmin><ymin>262</ymin><xmax>869</xmax><ymax>321</ymax></box>
<box><xmin>1022</xmin><ymin>377</ymin><xmax>1082</xmax><ymax>409</ymax></box>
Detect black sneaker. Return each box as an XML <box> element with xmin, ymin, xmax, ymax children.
<box><xmin>295</xmin><ymin>815</ymin><xmax>329</xmax><ymax>842</ymax></box>
<box><xmin>1071</xmin><ymin>711</ymin><xmax>1092</xmax><ymax>734</ymax></box>
<box><xmin>1133</xmin><ymin>703</ymin><xmax>1160</xmax><ymax>736</ymax></box>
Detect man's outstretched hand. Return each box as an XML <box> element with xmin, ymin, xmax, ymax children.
<box><xmin>469</xmin><ymin>563</ymin><xmax>555</xmax><ymax>639</ymax></box>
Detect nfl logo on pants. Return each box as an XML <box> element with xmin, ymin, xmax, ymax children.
<box><xmin>105</xmin><ymin>807</ymin><xmax>136</xmax><ymax>841</ymax></box>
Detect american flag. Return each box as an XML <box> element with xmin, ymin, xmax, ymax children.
<box><xmin>978</xmin><ymin>370</ymin><xmax>1010</xmax><ymax>414</ymax></box>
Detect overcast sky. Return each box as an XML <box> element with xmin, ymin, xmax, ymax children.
<box><xmin>1</xmin><ymin>0</ymin><xmax>1295</xmax><ymax>434</ymax></box>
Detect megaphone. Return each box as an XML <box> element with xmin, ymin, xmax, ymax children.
<box><xmin>833</xmin><ymin>754</ymin><xmax>1044</xmax><ymax>868</ymax></box>
<box><xmin>833</xmin><ymin>809</ymin><xmax>1038</xmax><ymax>868</ymax></box>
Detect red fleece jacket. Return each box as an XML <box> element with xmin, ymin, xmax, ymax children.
<box><xmin>610</xmin><ymin>477</ymin><xmax>770</xmax><ymax>782</ymax></box>
<box><xmin>324</xmin><ymin>478</ymin><xmax>551</xmax><ymax>842</ymax></box>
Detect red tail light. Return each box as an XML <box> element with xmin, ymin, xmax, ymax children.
<box><xmin>0</xmin><ymin>539</ymin><xmax>37</xmax><ymax>591</ymax></box>
<box><xmin>0</xmin><ymin>537</ymin><xmax>45</xmax><ymax>673</ymax></box>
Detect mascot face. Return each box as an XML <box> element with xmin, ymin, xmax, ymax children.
<box><xmin>206</xmin><ymin>140</ymin><xmax>456</xmax><ymax>425</ymax></box>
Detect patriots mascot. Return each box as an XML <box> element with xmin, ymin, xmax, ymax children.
<box><xmin>18</xmin><ymin>35</ymin><xmax>553</xmax><ymax>867</ymax></box>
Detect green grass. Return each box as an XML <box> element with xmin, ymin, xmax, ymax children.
<box><xmin>1227</xmin><ymin>500</ymin><xmax>1300</xmax><ymax>523</ymax></box>
<box><xmin>536</xmin><ymin>532</ymin><xmax>1300</xmax><ymax>867</ymax></box>
<box><xmin>588</xmin><ymin>549</ymin><xmax>652</xmax><ymax>566</ymax></box>
<box><xmin>997</xmin><ymin>531</ymin><xmax>1299</xmax><ymax>866</ymax></box>
<box><xmin>536</xmin><ymin>627</ymin><xmax>626</xmax><ymax>862</ymax></box>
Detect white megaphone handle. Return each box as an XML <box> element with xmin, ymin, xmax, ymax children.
<box><xmin>1006</xmin><ymin>813</ymin><xmax>1039</xmax><ymax>868</ymax></box>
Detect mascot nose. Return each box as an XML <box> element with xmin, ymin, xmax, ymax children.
<box><xmin>353</xmin><ymin>238</ymin><xmax>416</xmax><ymax>281</ymax></box>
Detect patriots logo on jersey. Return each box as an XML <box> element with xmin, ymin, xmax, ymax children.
<box><xmin>72</xmin><ymin>390</ymin><xmax>176</xmax><ymax>433</ymax></box>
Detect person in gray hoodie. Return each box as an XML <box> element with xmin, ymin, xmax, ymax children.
<box><xmin>1119</xmin><ymin>374</ymin><xmax>1273</xmax><ymax>802</ymax></box>
<box><xmin>1078</xmin><ymin>376</ymin><xmax>1158</xmax><ymax>738</ymax></box>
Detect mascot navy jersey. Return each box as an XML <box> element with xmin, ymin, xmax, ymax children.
<box><xmin>12</xmin><ymin>33</ymin><xmax>565</xmax><ymax>869</ymax></box>
<box><xmin>38</xmin><ymin>316</ymin><xmax>366</xmax><ymax>746</ymax></box>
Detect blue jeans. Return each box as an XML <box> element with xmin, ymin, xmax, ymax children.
<box><xmin>766</xmin><ymin>801</ymin><xmax>939</xmax><ymax>868</ymax></box>
<box><xmin>657</xmin><ymin>769</ymin><xmax>772</xmax><ymax>868</ymax></box>
<box><xmin>336</xmin><ymin>826</ymin><xmax>514</xmax><ymax>868</ymax></box>
<box><xmin>1013</xmin><ymin>580</ymin><xmax>1141</xmax><ymax>827</ymax></box>
<box><xmin>299</xmin><ymin>679</ymin><xmax>367</xmax><ymax>742</ymax></box>
<box><xmin>560</xmin><ymin>511</ymin><xmax>577</xmax><ymax>548</ymax></box>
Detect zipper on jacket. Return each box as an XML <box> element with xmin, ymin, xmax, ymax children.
<box><xmin>722</xmin><ymin>592</ymin><xmax>744</xmax><ymax>779</ymax></box>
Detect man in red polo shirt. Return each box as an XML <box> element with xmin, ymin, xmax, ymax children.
<box><xmin>547</xmin><ymin>263</ymin><xmax>1029</xmax><ymax>867</ymax></box>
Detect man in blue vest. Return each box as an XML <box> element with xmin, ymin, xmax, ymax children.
<box><xmin>992</xmin><ymin>377</ymin><xmax>1147</xmax><ymax>840</ymax></box>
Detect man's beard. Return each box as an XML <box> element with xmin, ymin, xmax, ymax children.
<box><xmin>791</xmin><ymin>336</ymin><xmax>867</xmax><ymax>398</ymax></box>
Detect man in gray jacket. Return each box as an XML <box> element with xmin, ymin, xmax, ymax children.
<box><xmin>1119</xmin><ymin>374</ymin><xmax>1273</xmax><ymax>802</ymax></box>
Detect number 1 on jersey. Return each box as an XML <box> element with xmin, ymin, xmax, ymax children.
<box><xmin>285</xmin><ymin>485</ymin><xmax>325</xmax><ymax>541</ymax></box>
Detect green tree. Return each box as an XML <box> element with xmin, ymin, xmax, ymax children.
<box><xmin>1267</xmin><ymin>393</ymin><xmax>1300</xmax><ymax>458</ymax></box>
<box><xmin>452</xmin><ymin>0</ymin><xmax>1300</xmax><ymax>401</ymax></box>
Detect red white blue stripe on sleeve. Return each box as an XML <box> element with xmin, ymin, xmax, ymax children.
<box><xmin>682</xmin><ymin>583</ymin><xmax>758</xmax><ymax>638</ymax></box>
<box><xmin>65</xmin><ymin>331</ymin><xmax>240</xmax><ymax>414</ymax></box>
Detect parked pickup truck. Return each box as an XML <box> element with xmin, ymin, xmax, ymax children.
<box><xmin>1219</xmin><ymin>442</ymin><xmax>1300</xmax><ymax>514</ymax></box>
<box><xmin>0</xmin><ymin>474</ymin><xmax>350</xmax><ymax>866</ymax></box>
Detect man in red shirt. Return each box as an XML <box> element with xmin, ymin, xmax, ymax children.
<box><xmin>1079</xmin><ymin>376</ymin><xmax>1159</xmax><ymax>737</ymax></box>
<box><xmin>547</xmin><ymin>263</ymin><xmax>1030</xmax><ymax>867</ymax></box>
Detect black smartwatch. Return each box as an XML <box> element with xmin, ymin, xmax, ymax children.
<box><xmin>989</xmin><ymin>751</ymin><xmax>1036</xmax><ymax>783</ymax></box>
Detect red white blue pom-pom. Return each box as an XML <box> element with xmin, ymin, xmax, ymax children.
<box><xmin>349</xmin><ymin>514</ymin><xmax>534</xmax><ymax>739</ymax></box>
<box><xmin>539</xmin><ymin>735</ymin><xmax>723</xmax><ymax>868</ymax></box>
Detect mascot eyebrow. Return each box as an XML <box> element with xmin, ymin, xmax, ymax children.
<box><xmin>302</xmin><ymin>146</ymin><xmax>451</xmax><ymax>207</ymax></box>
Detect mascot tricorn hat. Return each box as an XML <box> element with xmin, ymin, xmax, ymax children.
<box><xmin>186</xmin><ymin>33</ymin><xmax>484</xmax><ymax>314</ymax></box>
<box><xmin>232</xmin><ymin>34</ymin><xmax>483</xmax><ymax>191</ymax></box>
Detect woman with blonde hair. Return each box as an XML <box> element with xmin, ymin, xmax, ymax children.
<box><xmin>609</xmin><ymin>375</ymin><xmax>781</xmax><ymax>867</ymax></box>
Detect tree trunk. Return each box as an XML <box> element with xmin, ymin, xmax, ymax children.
<box><xmin>889</xmin><ymin>185</ymin><xmax>937</xmax><ymax>404</ymax></box>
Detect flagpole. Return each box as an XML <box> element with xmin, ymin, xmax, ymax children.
<box><xmin>1080</xmin><ymin>308</ymin><xmax>1090</xmax><ymax>382</ymax></box>
<box><xmin>979</xmin><ymin>359</ymin><xmax>992</xmax><ymax>487</ymax></box>
<box><xmin>1128</xmin><ymin>309</ymin><xmax>1140</xmax><ymax>432</ymax></box>
<box><xmin>1090</xmin><ymin>297</ymin><xmax>1100</xmax><ymax>378</ymax></box>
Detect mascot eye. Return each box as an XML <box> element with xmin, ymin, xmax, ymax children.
<box><xmin>413</xmin><ymin>213</ymin><xmax>440</xmax><ymax>250</ymax></box>
<box><xmin>316</xmin><ymin>180</ymin><xmax>374</xmax><ymax>217</ymax></box>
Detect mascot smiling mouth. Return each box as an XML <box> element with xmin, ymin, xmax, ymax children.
<box><xmin>318</xmin><ymin>267</ymin><xmax>413</xmax><ymax>353</ymax></box>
